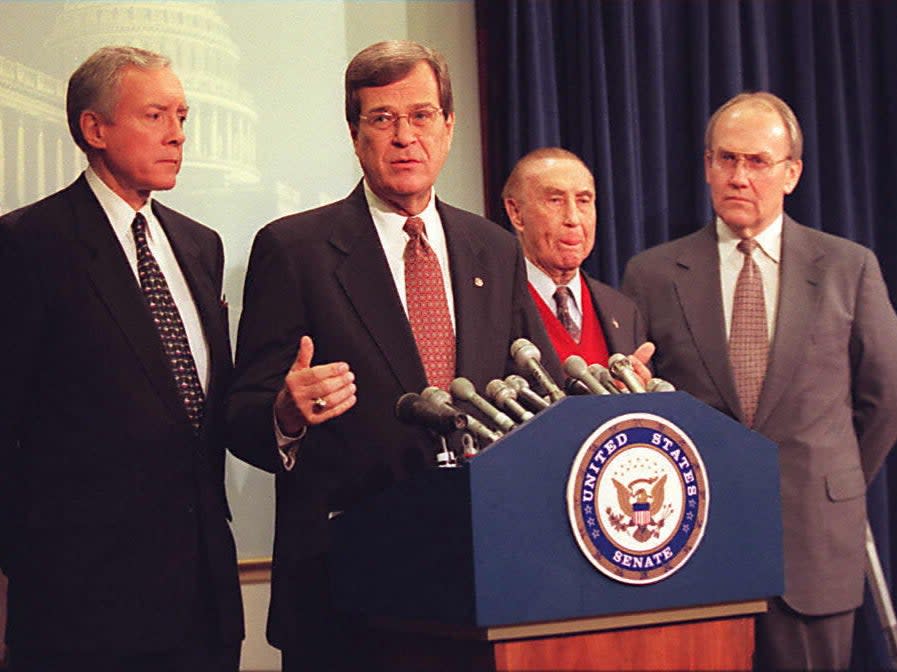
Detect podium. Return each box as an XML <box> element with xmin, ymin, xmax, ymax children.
<box><xmin>331</xmin><ymin>393</ymin><xmax>783</xmax><ymax>670</ymax></box>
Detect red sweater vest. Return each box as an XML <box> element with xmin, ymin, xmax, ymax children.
<box><xmin>529</xmin><ymin>276</ymin><xmax>610</xmax><ymax>366</ymax></box>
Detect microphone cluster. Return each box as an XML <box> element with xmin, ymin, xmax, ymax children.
<box><xmin>394</xmin><ymin>339</ymin><xmax>675</xmax><ymax>467</ymax></box>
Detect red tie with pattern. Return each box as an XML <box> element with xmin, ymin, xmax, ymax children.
<box><xmin>728</xmin><ymin>238</ymin><xmax>768</xmax><ymax>427</ymax></box>
<box><xmin>553</xmin><ymin>285</ymin><xmax>581</xmax><ymax>343</ymax></box>
<box><xmin>403</xmin><ymin>216</ymin><xmax>455</xmax><ymax>390</ymax></box>
<box><xmin>132</xmin><ymin>213</ymin><xmax>205</xmax><ymax>433</ymax></box>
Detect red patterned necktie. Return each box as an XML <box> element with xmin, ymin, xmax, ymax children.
<box><xmin>553</xmin><ymin>285</ymin><xmax>581</xmax><ymax>343</ymax></box>
<box><xmin>403</xmin><ymin>216</ymin><xmax>455</xmax><ymax>390</ymax></box>
<box><xmin>132</xmin><ymin>213</ymin><xmax>205</xmax><ymax>433</ymax></box>
<box><xmin>728</xmin><ymin>238</ymin><xmax>768</xmax><ymax>427</ymax></box>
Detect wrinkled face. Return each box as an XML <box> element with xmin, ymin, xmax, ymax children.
<box><xmin>505</xmin><ymin>157</ymin><xmax>596</xmax><ymax>285</ymax></box>
<box><xmin>350</xmin><ymin>61</ymin><xmax>454</xmax><ymax>216</ymax></box>
<box><xmin>704</xmin><ymin>103</ymin><xmax>802</xmax><ymax>238</ymax></box>
<box><xmin>82</xmin><ymin>65</ymin><xmax>188</xmax><ymax>209</ymax></box>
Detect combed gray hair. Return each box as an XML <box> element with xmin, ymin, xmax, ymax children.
<box><xmin>502</xmin><ymin>147</ymin><xmax>592</xmax><ymax>201</ymax></box>
<box><xmin>704</xmin><ymin>91</ymin><xmax>804</xmax><ymax>161</ymax></box>
<box><xmin>344</xmin><ymin>40</ymin><xmax>453</xmax><ymax>126</ymax></box>
<box><xmin>67</xmin><ymin>46</ymin><xmax>171</xmax><ymax>152</ymax></box>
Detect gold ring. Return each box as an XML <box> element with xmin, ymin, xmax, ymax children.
<box><xmin>312</xmin><ymin>397</ymin><xmax>328</xmax><ymax>412</ymax></box>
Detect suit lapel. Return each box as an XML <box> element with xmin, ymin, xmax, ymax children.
<box><xmin>70</xmin><ymin>178</ymin><xmax>185</xmax><ymax>421</ymax></box>
<box><xmin>155</xmin><ymin>202</ymin><xmax>231</xmax><ymax>435</ymax></box>
<box><xmin>673</xmin><ymin>225</ymin><xmax>743</xmax><ymax>417</ymax></box>
<box><xmin>332</xmin><ymin>184</ymin><xmax>426</xmax><ymax>393</ymax></box>
<box><xmin>586</xmin><ymin>278</ymin><xmax>628</xmax><ymax>354</ymax></box>
<box><xmin>753</xmin><ymin>217</ymin><xmax>822</xmax><ymax>428</ymax></box>
<box><xmin>441</xmin><ymin>202</ymin><xmax>489</xmax><ymax>379</ymax></box>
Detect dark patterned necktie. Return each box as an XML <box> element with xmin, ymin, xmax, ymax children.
<box><xmin>403</xmin><ymin>216</ymin><xmax>455</xmax><ymax>390</ymax></box>
<box><xmin>728</xmin><ymin>238</ymin><xmax>768</xmax><ymax>427</ymax></box>
<box><xmin>132</xmin><ymin>213</ymin><xmax>205</xmax><ymax>433</ymax></box>
<box><xmin>553</xmin><ymin>285</ymin><xmax>581</xmax><ymax>343</ymax></box>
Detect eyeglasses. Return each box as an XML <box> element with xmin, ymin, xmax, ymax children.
<box><xmin>707</xmin><ymin>149</ymin><xmax>791</xmax><ymax>175</ymax></box>
<box><xmin>358</xmin><ymin>107</ymin><xmax>444</xmax><ymax>131</ymax></box>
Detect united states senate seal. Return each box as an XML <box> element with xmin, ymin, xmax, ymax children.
<box><xmin>566</xmin><ymin>412</ymin><xmax>709</xmax><ymax>584</ymax></box>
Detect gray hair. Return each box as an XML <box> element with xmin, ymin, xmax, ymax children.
<box><xmin>502</xmin><ymin>147</ymin><xmax>592</xmax><ymax>201</ymax></box>
<box><xmin>704</xmin><ymin>91</ymin><xmax>803</xmax><ymax>161</ymax></box>
<box><xmin>345</xmin><ymin>40</ymin><xmax>453</xmax><ymax>126</ymax></box>
<box><xmin>67</xmin><ymin>46</ymin><xmax>171</xmax><ymax>152</ymax></box>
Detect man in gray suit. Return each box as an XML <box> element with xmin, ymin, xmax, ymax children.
<box><xmin>622</xmin><ymin>91</ymin><xmax>897</xmax><ymax>670</ymax></box>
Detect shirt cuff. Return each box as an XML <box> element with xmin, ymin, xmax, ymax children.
<box><xmin>274</xmin><ymin>408</ymin><xmax>306</xmax><ymax>471</ymax></box>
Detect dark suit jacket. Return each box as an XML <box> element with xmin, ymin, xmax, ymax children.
<box><xmin>227</xmin><ymin>182</ymin><xmax>559</xmax><ymax>647</ymax></box>
<box><xmin>583</xmin><ymin>273</ymin><xmax>646</xmax><ymax>355</ymax></box>
<box><xmin>622</xmin><ymin>215</ymin><xmax>897</xmax><ymax>615</ymax></box>
<box><xmin>0</xmin><ymin>176</ymin><xmax>243</xmax><ymax>653</ymax></box>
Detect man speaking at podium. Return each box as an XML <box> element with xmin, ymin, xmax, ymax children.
<box><xmin>227</xmin><ymin>41</ymin><xmax>557</xmax><ymax>671</ymax></box>
<box><xmin>623</xmin><ymin>91</ymin><xmax>897</xmax><ymax>670</ymax></box>
<box><xmin>502</xmin><ymin>147</ymin><xmax>646</xmax><ymax>365</ymax></box>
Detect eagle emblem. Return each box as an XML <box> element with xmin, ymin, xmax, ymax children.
<box><xmin>567</xmin><ymin>412</ymin><xmax>709</xmax><ymax>584</ymax></box>
<box><xmin>610</xmin><ymin>475</ymin><xmax>673</xmax><ymax>542</ymax></box>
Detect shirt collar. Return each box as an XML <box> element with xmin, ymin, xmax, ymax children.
<box><xmin>85</xmin><ymin>166</ymin><xmax>156</xmax><ymax>239</ymax></box>
<box><xmin>525</xmin><ymin>257</ymin><xmax>583</xmax><ymax>310</ymax></box>
<box><xmin>364</xmin><ymin>180</ymin><xmax>442</xmax><ymax>244</ymax></box>
<box><xmin>715</xmin><ymin>213</ymin><xmax>782</xmax><ymax>263</ymax></box>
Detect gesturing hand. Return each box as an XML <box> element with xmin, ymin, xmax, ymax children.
<box><xmin>274</xmin><ymin>335</ymin><xmax>357</xmax><ymax>435</ymax></box>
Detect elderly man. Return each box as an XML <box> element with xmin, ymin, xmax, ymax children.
<box><xmin>503</xmin><ymin>147</ymin><xmax>645</xmax><ymax>365</ymax></box>
<box><xmin>0</xmin><ymin>47</ymin><xmax>243</xmax><ymax>671</ymax></box>
<box><xmin>227</xmin><ymin>40</ymin><xmax>556</xmax><ymax>671</ymax></box>
<box><xmin>622</xmin><ymin>91</ymin><xmax>897</xmax><ymax>670</ymax></box>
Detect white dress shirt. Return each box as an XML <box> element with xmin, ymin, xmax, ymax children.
<box><xmin>525</xmin><ymin>258</ymin><xmax>583</xmax><ymax>330</ymax></box>
<box><xmin>85</xmin><ymin>167</ymin><xmax>210</xmax><ymax>391</ymax></box>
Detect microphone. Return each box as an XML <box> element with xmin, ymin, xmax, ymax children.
<box><xmin>588</xmin><ymin>363</ymin><xmax>625</xmax><ymax>394</ymax></box>
<box><xmin>564</xmin><ymin>377</ymin><xmax>593</xmax><ymax>396</ymax></box>
<box><xmin>485</xmin><ymin>379</ymin><xmax>535</xmax><ymax>422</ymax></box>
<box><xmin>450</xmin><ymin>377</ymin><xmax>517</xmax><ymax>433</ymax></box>
<box><xmin>608</xmin><ymin>353</ymin><xmax>647</xmax><ymax>393</ymax></box>
<box><xmin>562</xmin><ymin>355</ymin><xmax>610</xmax><ymax>395</ymax></box>
<box><xmin>395</xmin><ymin>392</ymin><xmax>468</xmax><ymax>435</ymax></box>
<box><xmin>421</xmin><ymin>386</ymin><xmax>503</xmax><ymax>444</ymax></box>
<box><xmin>504</xmin><ymin>375</ymin><xmax>550</xmax><ymax>411</ymax></box>
<box><xmin>510</xmin><ymin>338</ymin><xmax>565</xmax><ymax>403</ymax></box>
<box><xmin>647</xmin><ymin>378</ymin><xmax>676</xmax><ymax>393</ymax></box>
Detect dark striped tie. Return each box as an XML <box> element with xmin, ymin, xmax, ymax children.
<box><xmin>554</xmin><ymin>285</ymin><xmax>581</xmax><ymax>343</ymax></box>
<box><xmin>132</xmin><ymin>213</ymin><xmax>205</xmax><ymax>433</ymax></box>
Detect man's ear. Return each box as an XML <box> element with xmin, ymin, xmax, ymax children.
<box><xmin>504</xmin><ymin>197</ymin><xmax>524</xmax><ymax>232</ymax></box>
<box><xmin>80</xmin><ymin>110</ymin><xmax>107</xmax><ymax>150</ymax></box>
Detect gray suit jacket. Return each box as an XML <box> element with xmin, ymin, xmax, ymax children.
<box><xmin>622</xmin><ymin>215</ymin><xmax>897</xmax><ymax>615</ymax></box>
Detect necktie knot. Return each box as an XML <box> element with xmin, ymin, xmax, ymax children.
<box><xmin>737</xmin><ymin>237</ymin><xmax>758</xmax><ymax>256</ymax></box>
<box><xmin>132</xmin><ymin>212</ymin><xmax>148</xmax><ymax>239</ymax></box>
<box><xmin>404</xmin><ymin>216</ymin><xmax>425</xmax><ymax>238</ymax></box>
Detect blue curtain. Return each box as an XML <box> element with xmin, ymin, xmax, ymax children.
<box><xmin>476</xmin><ymin>1</ymin><xmax>897</xmax><ymax>669</ymax></box>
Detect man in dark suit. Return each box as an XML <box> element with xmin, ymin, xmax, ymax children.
<box><xmin>622</xmin><ymin>91</ymin><xmax>897</xmax><ymax>670</ymax></box>
<box><xmin>227</xmin><ymin>40</ymin><xmax>557</xmax><ymax>671</ymax></box>
<box><xmin>0</xmin><ymin>46</ymin><xmax>243</xmax><ymax>671</ymax></box>
<box><xmin>502</xmin><ymin>147</ymin><xmax>646</xmax><ymax>365</ymax></box>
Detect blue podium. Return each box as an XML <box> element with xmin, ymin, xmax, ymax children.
<box><xmin>331</xmin><ymin>393</ymin><xmax>783</xmax><ymax>671</ymax></box>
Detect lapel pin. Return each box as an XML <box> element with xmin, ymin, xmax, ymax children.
<box><xmin>612</xmin><ymin>318</ymin><xmax>620</xmax><ymax>329</ymax></box>
<box><xmin>474</xmin><ymin>277</ymin><xmax>484</xmax><ymax>287</ymax></box>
